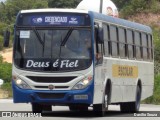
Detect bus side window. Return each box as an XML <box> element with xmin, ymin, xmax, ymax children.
<box><xmin>127</xmin><ymin>30</ymin><xmax>134</xmax><ymax>59</ymax></box>
<box><xmin>148</xmin><ymin>35</ymin><xmax>153</xmax><ymax>61</ymax></box>
<box><xmin>103</xmin><ymin>24</ymin><xmax>109</xmax><ymax>56</ymax></box>
<box><xmin>94</xmin><ymin>24</ymin><xmax>104</xmax><ymax>65</ymax></box>
<box><xmin>118</xmin><ymin>27</ymin><xmax>126</xmax><ymax>58</ymax></box>
<box><xmin>134</xmin><ymin>31</ymin><xmax>141</xmax><ymax>60</ymax></box>
<box><xmin>142</xmin><ymin>33</ymin><xmax>148</xmax><ymax>60</ymax></box>
<box><xmin>109</xmin><ymin>25</ymin><xmax>118</xmax><ymax>57</ymax></box>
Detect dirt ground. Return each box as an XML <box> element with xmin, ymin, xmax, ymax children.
<box><xmin>0</xmin><ymin>48</ymin><xmax>13</xmax><ymax>63</ymax></box>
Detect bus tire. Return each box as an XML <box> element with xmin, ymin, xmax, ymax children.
<box><xmin>93</xmin><ymin>83</ymin><xmax>110</xmax><ymax>117</ymax></box>
<box><xmin>43</xmin><ymin>105</ymin><xmax>52</xmax><ymax>111</ymax></box>
<box><xmin>120</xmin><ymin>85</ymin><xmax>141</xmax><ymax>113</ymax></box>
<box><xmin>93</xmin><ymin>103</ymin><xmax>105</xmax><ymax>117</ymax></box>
<box><xmin>32</xmin><ymin>103</ymin><xmax>52</xmax><ymax>113</ymax></box>
<box><xmin>69</xmin><ymin>105</ymin><xmax>88</xmax><ymax>111</ymax></box>
<box><xmin>132</xmin><ymin>85</ymin><xmax>141</xmax><ymax>112</ymax></box>
<box><xmin>32</xmin><ymin>103</ymin><xmax>43</xmax><ymax>113</ymax></box>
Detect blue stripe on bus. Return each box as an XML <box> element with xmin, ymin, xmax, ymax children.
<box><xmin>12</xmin><ymin>80</ymin><xmax>94</xmax><ymax>105</ymax></box>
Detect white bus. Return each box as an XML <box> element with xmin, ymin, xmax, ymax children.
<box><xmin>4</xmin><ymin>9</ymin><xmax>154</xmax><ymax>116</ymax></box>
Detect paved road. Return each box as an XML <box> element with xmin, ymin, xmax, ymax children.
<box><xmin>0</xmin><ymin>99</ymin><xmax>160</xmax><ymax>120</ymax></box>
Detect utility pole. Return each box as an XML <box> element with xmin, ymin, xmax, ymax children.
<box><xmin>99</xmin><ymin>0</ymin><xmax>103</xmax><ymax>13</ymax></box>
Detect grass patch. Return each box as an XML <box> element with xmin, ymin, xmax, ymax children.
<box><xmin>142</xmin><ymin>75</ymin><xmax>160</xmax><ymax>104</ymax></box>
<box><xmin>1</xmin><ymin>82</ymin><xmax>12</xmax><ymax>98</ymax></box>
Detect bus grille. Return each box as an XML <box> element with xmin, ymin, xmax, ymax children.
<box><xmin>27</xmin><ymin>76</ymin><xmax>76</xmax><ymax>83</ymax></box>
<box><xmin>34</xmin><ymin>86</ymin><xmax>69</xmax><ymax>89</ymax></box>
<box><xmin>36</xmin><ymin>93</ymin><xmax>66</xmax><ymax>99</ymax></box>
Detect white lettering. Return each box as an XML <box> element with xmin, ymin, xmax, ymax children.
<box><xmin>53</xmin><ymin>59</ymin><xmax>59</xmax><ymax>67</ymax></box>
<box><xmin>33</xmin><ymin>62</ymin><xmax>38</xmax><ymax>67</ymax></box>
<box><xmin>26</xmin><ymin>60</ymin><xmax>50</xmax><ymax>68</ymax></box>
<box><xmin>134</xmin><ymin>113</ymin><xmax>146</xmax><ymax>117</ymax></box>
<box><xmin>69</xmin><ymin>62</ymin><xmax>74</xmax><ymax>67</ymax></box>
<box><xmin>26</xmin><ymin>60</ymin><xmax>34</xmax><ymax>67</ymax></box>
<box><xmin>60</xmin><ymin>60</ymin><xmax>79</xmax><ymax>68</ymax></box>
<box><xmin>60</xmin><ymin>60</ymin><xmax>68</xmax><ymax>68</ymax></box>
<box><xmin>45</xmin><ymin>62</ymin><xmax>50</xmax><ymax>67</ymax></box>
<box><xmin>147</xmin><ymin>113</ymin><xmax>158</xmax><ymax>117</ymax></box>
<box><xmin>45</xmin><ymin>16</ymin><xmax>67</xmax><ymax>23</ymax></box>
<box><xmin>26</xmin><ymin>60</ymin><xmax>79</xmax><ymax>68</ymax></box>
<box><xmin>74</xmin><ymin>60</ymin><xmax>79</xmax><ymax>67</ymax></box>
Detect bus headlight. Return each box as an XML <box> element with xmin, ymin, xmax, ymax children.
<box><xmin>14</xmin><ymin>78</ymin><xmax>31</xmax><ymax>89</ymax></box>
<box><xmin>72</xmin><ymin>75</ymin><xmax>93</xmax><ymax>90</ymax></box>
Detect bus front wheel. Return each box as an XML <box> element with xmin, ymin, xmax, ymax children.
<box><xmin>69</xmin><ymin>104</ymin><xmax>88</xmax><ymax>111</ymax></box>
<box><xmin>93</xmin><ymin>84</ymin><xmax>110</xmax><ymax>117</ymax></box>
<box><xmin>32</xmin><ymin>103</ymin><xmax>43</xmax><ymax>113</ymax></box>
<box><xmin>32</xmin><ymin>103</ymin><xmax>52</xmax><ymax>113</ymax></box>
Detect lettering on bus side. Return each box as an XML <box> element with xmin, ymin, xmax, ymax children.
<box><xmin>112</xmin><ymin>64</ymin><xmax>138</xmax><ymax>78</ymax></box>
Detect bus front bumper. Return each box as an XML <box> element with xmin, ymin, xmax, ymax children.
<box><xmin>12</xmin><ymin>81</ymin><xmax>94</xmax><ymax>105</ymax></box>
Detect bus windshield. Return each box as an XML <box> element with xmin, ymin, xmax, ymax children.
<box><xmin>14</xmin><ymin>28</ymin><xmax>92</xmax><ymax>72</ymax></box>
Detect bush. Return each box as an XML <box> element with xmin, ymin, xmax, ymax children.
<box><xmin>150</xmin><ymin>0</ymin><xmax>160</xmax><ymax>13</ymax></box>
<box><xmin>120</xmin><ymin>0</ymin><xmax>148</xmax><ymax>18</ymax></box>
<box><xmin>0</xmin><ymin>22</ymin><xmax>7</xmax><ymax>35</ymax></box>
<box><xmin>0</xmin><ymin>35</ymin><xmax>3</xmax><ymax>50</ymax></box>
<box><xmin>143</xmin><ymin>75</ymin><xmax>160</xmax><ymax>104</ymax></box>
<box><xmin>0</xmin><ymin>55</ymin><xmax>12</xmax><ymax>97</ymax></box>
<box><xmin>1</xmin><ymin>82</ymin><xmax>12</xmax><ymax>97</ymax></box>
<box><xmin>0</xmin><ymin>55</ymin><xmax>12</xmax><ymax>83</ymax></box>
<box><xmin>119</xmin><ymin>0</ymin><xmax>160</xmax><ymax>18</ymax></box>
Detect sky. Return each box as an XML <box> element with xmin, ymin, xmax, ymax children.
<box><xmin>0</xmin><ymin>0</ymin><xmax>5</xmax><ymax>2</ymax></box>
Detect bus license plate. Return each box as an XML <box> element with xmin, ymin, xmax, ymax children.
<box><xmin>74</xmin><ymin>95</ymin><xmax>88</xmax><ymax>100</ymax></box>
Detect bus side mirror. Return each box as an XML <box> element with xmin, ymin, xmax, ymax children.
<box><xmin>3</xmin><ymin>30</ymin><xmax>10</xmax><ymax>47</ymax></box>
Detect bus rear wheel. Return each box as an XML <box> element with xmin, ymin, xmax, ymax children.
<box><xmin>120</xmin><ymin>85</ymin><xmax>141</xmax><ymax>113</ymax></box>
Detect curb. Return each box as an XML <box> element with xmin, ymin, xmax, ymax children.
<box><xmin>0</xmin><ymin>99</ymin><xmax>13</xmax><ymax>103</ymax></box>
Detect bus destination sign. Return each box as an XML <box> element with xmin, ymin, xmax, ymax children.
<box><xmin>31</xmin><ymin>15</ymin><xmax>83</xmax><ymax>26</ymax></box>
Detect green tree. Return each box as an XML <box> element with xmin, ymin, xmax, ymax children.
<box><xmin>2</xmin><ymin>0</ymin><xmax>48</xmax><ymax>23</ymax></box>
<box><xmin>0</xmin><ymin>55</ymin><xmax>12</xmax><ymax>83</ymax></box>
<box><xmin>48</xmin><ymin>0</ymin><xmax>81</xmax><ymax>8</ymax></box>
<box><xmin>153</xmin><ymin>29</ymin><xmax>160</xmax><ymax>63</ymax></box>
<box><xmin>119</xmin><ymin>0</ymin><xmax>152</xmax><ymax>18</ymax></box>
<box><xmin>112</xmin><ymin>0</ymin><xmax>131</xmax><ymax>10</ymax></box>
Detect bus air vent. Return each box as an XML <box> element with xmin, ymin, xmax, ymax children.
<box><xmin>26</xmin><ymin>76</ymin><xmax>76</xmax><ymax>83</ymax></box>
<box><xmin>36</xmin><ymin>93</ymin><xmax>66</xmax><ymax>99</ymax></box>
<box><xmin>34</xmin><ymin>86</ymin><xmax>69</xmax><ymax>89</ymax></box>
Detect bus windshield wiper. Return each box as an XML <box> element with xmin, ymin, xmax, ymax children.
<box><xmin>33</xmin><ymin>27</ymin><xmax>44</xmax><ymax>46</ymax></box>
<box><xmin>60</xmin><ymin>28</ymin><xmax>73</xmax><ymax>46</ymax></box>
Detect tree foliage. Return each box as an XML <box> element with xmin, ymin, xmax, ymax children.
<box><xmin>112</xmin><ymin>0</ymin><xmax>160</xmax><ymax>18</ymax></box>
<box><xmin>0</xmin><ymin>0</ymin><xmax>49</xmax><ymax>50</ymax></box>
<box><xmin>48</xmin><ymin>0</ymin><xmax>81</xmax><ymax>8</ymax></box>
<box><xmin>0</xmin><ymin>55</ymin><xmax>12</xmax><ymax>83</ymax></box>
<box><xmin>112</xmin><ymin>0</ymin><xmax>131</xmax><ymax>10</ymax></box>
<box><xmin>0</xmin><ymin>0</ymin><xmax>48</xmax><ymax>23</ymax></box>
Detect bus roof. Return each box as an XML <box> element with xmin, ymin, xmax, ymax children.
<box><xmin>89</xmin><ymin>11</ymin><xmax>152</xmax><ymax>33</ymax></box>
<box><xmin>19</xmin><ymin>9</ymin><xmax>152</xmax><ymax>33</ymax></box>
<box><xmin>20</xmin><ymin>8</ymin><xmax>88</xmax><ymax>14</ymax></box>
